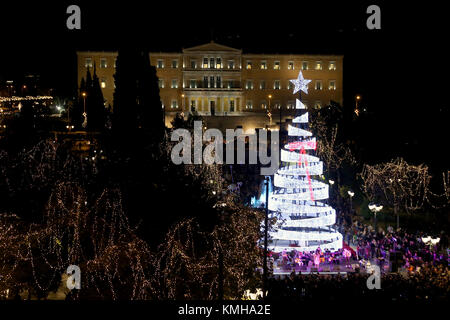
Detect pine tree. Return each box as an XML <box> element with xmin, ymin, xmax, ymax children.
<box><xmin>113</xmin><ymin>48</ymin><xmax>164</xmax><ymax>139</ymax></box>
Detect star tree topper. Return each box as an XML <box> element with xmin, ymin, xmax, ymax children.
<box><xmin>290</xmin><ymin>71</ymin><xmax>312</xmax><ymax>94</ymax></box>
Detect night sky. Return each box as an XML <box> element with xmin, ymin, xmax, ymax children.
<box><xmin>0</xmin><ymin>1</ymin><xmax>448</xmax><ymax>171</ymax></box>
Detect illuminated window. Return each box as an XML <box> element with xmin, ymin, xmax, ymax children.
<box><xmin>328</xmin><ymin>80</ymin><xmax>336</xmax><ymax>90</ymax></box>
<box><xmin>261</xmin><ymin>100</ymin><xmax>267</xmax><ymax>109</ymax></box>
<box><xmin>203</xmin><ymin>58</ymin><xmax>208</xmax><ymax>68</ymax></box>
<box><xmin>189</xmin><ymin>80</ymin><xmax>196</xmax><ymax>88</ymax></box>
<box><xmin>100</xmin><ymin>58</ymin><xmax>107</xmax><ymax>68</ymax></box>
<box><xmin>288</xmin><ymin>81</ymin><xmax>294</xmax><ymax>90</ymax></box>
<box><xmin>288</xmin><ymin>61</ymin><xmax>294</xmax><ymax>70</ymax></box>
<box><xmin>229</xmin><ymin>100</ymin><xmax>235</xmax><ymax>112</ymax></box>
<box><xmin>246</xmin><ymin>80</ymin><xmax>254</xmax><ymax>90</ymax></box>
<box><xmin>191</xmin><ymin>60</ymin><xmax>197</xmax><ymax>69</ymax></box>
<box><xmin>329</xmin><ymin>61</ymin><xmax>336</xmax><ymax>70</ymax></box>
<box><xmin>314</xmin><ymin>101</ymin><xmax>322</xmax><ymax>109</ymax></box>
<box><xmin>171</xmin><ymin>79</ymin><xmax>178</xmax><ymax>89</ymax></box>
<box><xmin>302</xmin><ymin>61</ymin><xmax>308</xmax><ymax>70</ymax></box>
<box><xmin>260</xmin><ymin>61</ymin><xmax>267</xmax><ymax>69</ymax></box>
<box><xmin>228</xmin><ymin>60</ymin><xmax>235</xmax><ymax>69</ymax></box>
<box><xmin>287</xmin><ymin>101</ymin><xmax>294</xmax><ymax>109</ymax></box>
<box><xmin>315</xmin><ymin>80</ymin><xmax>323</xmax><ymax>90</ymax></box>
<box><xmin>246</xmin><ymin>100</ymin><xmax>253</xmax><ymax>109</ymax></box>
<box><xmin>171</xmin><ymin>100</ymin><xmax>178</xmax><ymax>109</ymax></box>
<box><xmin>158</xmin><ymin>79</ymin><xmax>164</xmax><ymax>88</ymax></box>
<box><xmin>172</xmin><ymin>60</ymin><xmax>178</xmax><ymax>68</ymax></box>
<box><xmin>100</xmin><ymin>78</ymin><xmax>106</xmax><ymax>88</ymax></box>
<box><xmin>85</xmin><ymin>58</ymin><xmax>93</xmax><ymax>68</ymax></box>
<box><xmin>274</xmin><ymin>80</ymin><xmax>281</xmax><ymax>90</ymax></box>
<box><xmin>246</xmin><ymin>61</ymin><xmax>252</xmax><ymax>69</ymax></box>
<box><xmin>216</xmin><ymin>58</ymin><xmax>222</xmax><ymax>69</ymax></box>
<box><xmin>274</xmin><ymin>61</ymin><xmax>280</xmax><ymax>70</ymax></box>
<box><xmin>315</xmin><ymin>61</ymin><xmax>322</xmax><ymax>70</ymax></box>
<box><xmin>260</xmin><ymin>80</ymin><xmax>266</xmax><ymax>90</ymax></box>
<box><xmin>157</xmin><ymin>60</ymin><xmax>164</xmax><ymax>68</ymax></box>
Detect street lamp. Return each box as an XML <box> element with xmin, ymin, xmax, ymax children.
<box><xmin>181</xmin><ymin>93</ymin><xmax>185</xmax><ymax>112</ymax></box>
<box><xmin>263</xmin><ymin>176</ymin><xmax>270</xmax><ymax>299</ymax></box>
<box><xmin>355</xmin><ymin>95</ymin><xmax>361</xmax><ymax>116</ymax></box>
<box><xmin>348</xmin><ymin>190</ymin><xmax>354</xmax><ymax>212</ymax></box>
<box><xmin>267</xmin><ymin>94</ymin><xmax>272</xmax><ymax>126</ymax></box>
<box><xmin>81</xmin><ymin>92</ymin><xmax>87</xmax><ymax>129</ymax></box>
<box><xmin>421</xmin><ymin>236</ymin><xmax>440</xmax><ymax>251</ymax></box>
<box><xmin>329</xmin><ymin>179</ymin><xmax>335</xmax><ymax>186</ymax></box>
<box><xmin>368</xmin><ymin>204</ymin><xmax>383</xmax><ymax>232</ymax></box>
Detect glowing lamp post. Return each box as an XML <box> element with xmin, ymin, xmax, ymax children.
<box><xmin>422</xmin><ymin>236</ymin><xmax>440</xmax><ymax>251</ymax></box>
<box><xmin>368</xmin><ymin>204</ymin><xmax>383</xmax><ymax>232</ymax></box>
<box><xmin>81</xmin><ymin>92</ymin><xmax>87</xmax><ymax>129</ymax></box>
<box><xmin>347</xmin><ymin>190</ymin><xmax>355</xmax><ymax>212</ymax></box>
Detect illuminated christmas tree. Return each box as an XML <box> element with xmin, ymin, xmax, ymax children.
<box><xmin>268</xmin><ymin>71</ymin><xmax>342</xmax><ymax>253</ymax></box>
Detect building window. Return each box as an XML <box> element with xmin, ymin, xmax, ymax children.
<box><xmin>189</xmin><ymin>80</ymin><xmax>197</xmax><ymax>89</ymax></box>
<box><xmin>287</xmin><ymin>101</ymin><xmax>295</xmax><ymax>109</ymax></box>
<box><xmin>210</xmin><ymin>76</ymin><xmax>215</xmax><ymax>88</ymax></box>
<box><xmin>216</xmin><ymin>76</ymin><xmax>221</xmax><ymax>88</ymax></box>
<box><xmin>260</xmin><ymin>80</ymin><xmax>266</xmax><ymax>90</ymax></box>
<box><xmin>171</xmin><ymin>100</ymin><xmax>178</xmax><ymax>109</ymax></box>
<box><xmin>274</xmin><ymin>80</ymin><xmax>281</xmax><ymax>90</ymax></box>
<box><xmin>288</xmin><ymin>81</ymin><xmax>294</xmax><ymax>90</ymax></box>
<box><xmin>171</xmin><ymin>79</ymin><xmax>178</xmax><ymax>89</ymax></box>
<box><xmin>190</xmin><ymin>100</ymin><xmax>196</xmax><ymax>112</ymax></box>
<box><xmin>210</xmin><ymin>58</ymin><xmax>215</xmax><ymax>69</ymax></box>
<box><xmin>172</xmin><ymin>60</ymin><xmax>178</xmax><ymax>68</ymax></box>
<box><xmin>315</xmin><ymin>80</ymin><xmax>323</xmax><ymax>90</ymax></box>
<box><xmin>203</xmin><ymin>76</ymin><xmax>208</xmax><ymax>88</ymax></box>
<box><xmin>246</xmin><ymin>61</ymin><xmax>252</xmax><ymax>69</ymax></box>
<box><xmin>191</xmin><ymin>60</ymin><xmax>197</xmax><ymax>69</ymax></box>
<box><xmin>228</xmin><ymin>60</ymin><xmax>235</xmax><ymax>69</ymax></box>
<box><xmin>302</xmin><ymin>61</ymin><xmax>308</xmax><ymax>70</ymax></box>
<box><xmin>246</xmin><ymin>80</ymin><xmax>254</xmax><ymax>90</ymax></box>
<box><xmin>288</xmin><ymin>61</ymin><xmax>294</xmax><ymax>70</ymax></box>
<box><xmin>315</xmin><ymin>61</ymin><xmax>322</xmax><ymax>70</ymax></box>
<box><xmin>100</xmin><ymin>58</ymin><xmax>107</xmax><ymax>68</ymax></box>
<box><xmin>85</xmin><ymin>58</ymin><xmax>93</xmax><ymax>68</ymax></box>
<box><xmin>157</xmin><ymin>60</ymin><xmax>164</xmax><ymax>69</ymax></box>
<box><xmin>158</xmin><ymin>79</ymin><xmax>164</xmax><ymax>88</ymax></box>
<box><xmin>261</xmin><ymin>100</ymin><xmax>267</xmax><ymax>109</ymax></box>
<box><xmin>216</xmin><ymin>58</ymin><xmax>222</xmax><ymax>69</ymax></box>
<box><xmin>274</xmin><ymin>61</ymin><xmax>280</xmax><ymax>70</ymax></box>
<box><xmin>100</xmin><ymin>78</ymin><xmax>106</xmax><ymax>88</ymax></box>
<box><xmin>328</xmin><ymin>80</ymin><xmax>336</xmax><ymax>90</ymax></box>
<box><xmin>229</xmin><ymin>100</ymin><xmax>235</xmax><ymax>112</ymax></box>
<box><xmin>227</xmin><ymin>80</ymin><xmax>234</xmax><ymax>89</ymax></box>
<box><xmin>203</xmin><ymin>58</ymin><xmax>208</xmax><ymax>68</ymax></box>
<box><xmin>260</xmin><ymin>61</ymin><xmax>267</xmax><ymax>70</ymax></box>
<box><xmin>329</xmin><ymin>61</ymin><xmax>336</xmax><ymax>70</ymax></box>
<box><xmin>246</xmin><ymin>100</ymin><xmax>253</xmax><ymax>109</ymax></box>
<box><xmin>274</xmin><ymin>101</ymin><xmax>281</xmax><ymax>109</ymax></box>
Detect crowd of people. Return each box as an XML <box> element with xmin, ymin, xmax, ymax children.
<box><xmin>266</xmin><ymin>214</ymin><xmax>449</xmax><ymax>301</ymax></box>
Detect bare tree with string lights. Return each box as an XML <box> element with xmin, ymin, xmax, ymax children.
<box><xmin>360</xmin><ymin>158</ymin><xmax>431</xmax><ymax>229</ymax></box>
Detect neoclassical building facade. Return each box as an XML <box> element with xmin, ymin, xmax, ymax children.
<box><xmin>77</xmin><ymin>42</ymin><xmax>343</xmax><ymax>131</ymax></box>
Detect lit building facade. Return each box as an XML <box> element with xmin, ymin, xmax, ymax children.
<box><xmin>77</xmin><ymin>42</ymin><xmax>343</xmax><ymax>131</ymax></box>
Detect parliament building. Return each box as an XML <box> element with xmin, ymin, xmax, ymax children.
<box><xmin>77</xmin><ymin>42</ymin><xmax>343</xmax><ymax>132</ymax></box>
